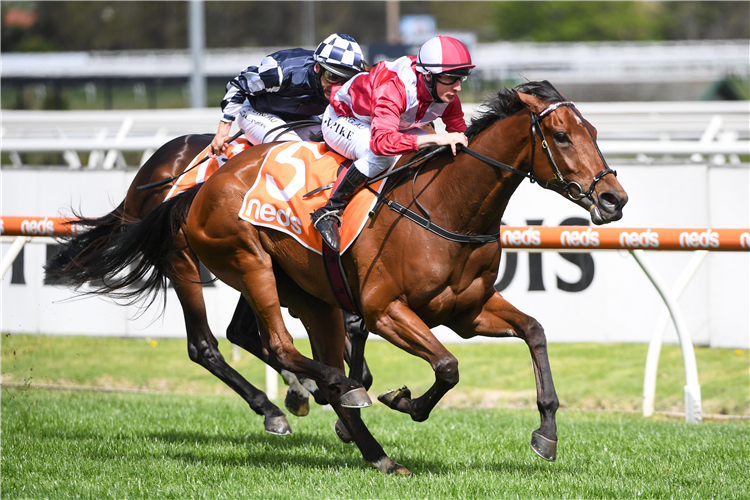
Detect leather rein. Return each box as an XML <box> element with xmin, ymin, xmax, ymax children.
<box><xmin>369</xmin><ymin>100</ymin><xmax>617</xmax><ymax>244</ymax></box>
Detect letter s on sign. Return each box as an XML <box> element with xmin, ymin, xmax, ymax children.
<box><xmin>266</xmin><ymin>143</ymin><xmax>324</xmax><ymax>202</ymax></box>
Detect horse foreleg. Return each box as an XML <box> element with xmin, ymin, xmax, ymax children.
<box><xmin>369</xmin><ymin>301</ymin><xmax>459</xmax><ymax>423</ymax></box>
<box><xmin>232</xmin><ymin>255</ymin><xmax>368</xmax><ymax>409</ymax></box>
<box><xmin>343</xmin><ymin>311</ymin><xmax>373</xmax><ymax>390</ymax></box>
<box><xmin>225</xmin><ymin>296</ymin><xmax>326</xmax><ymax>415</ymax></box>
<box><xmin>288</xmin><ymin>296</ymin><xmax>409</xmax><ymax>475</ymax></box>
<box><xmin>169</xmin><ymin>251</ymin><xmax>291</xmax><ymax>435</ymax></box>
<box><xmin>448</xmin><ymin>292</ymin><xmax>559</xmax><ymax>461</ymax></box>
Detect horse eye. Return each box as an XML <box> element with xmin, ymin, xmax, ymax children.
<box><xmin>554</xmin><ymin>132</ymin><xmax>569</xmax><ymax>143</ymax></box>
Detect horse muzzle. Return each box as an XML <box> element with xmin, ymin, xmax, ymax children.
<box><xmin>588</xmin><ymin>190</ymin><xmax>628</xmax><ymax>225</ymax></box>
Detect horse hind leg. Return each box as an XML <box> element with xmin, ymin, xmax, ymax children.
<box><xmin>449</xmin><ymin>292</ymin><xmax>559</xmax><ymax>461</ymax></box>
<box><xmin>170</xmin><ymin>250</ymin><xmax>291</xmax><ymax>436</ymax></box>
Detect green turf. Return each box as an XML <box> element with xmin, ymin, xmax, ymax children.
<box><xmin>2</xmin><ymin>334</ymin><xmax>748</xmax><ymax>415</ymax></box>
<box><xmin>1</xmin><ymin>388</ymin><xmax>747</xmax><ymax>499</ymax></box>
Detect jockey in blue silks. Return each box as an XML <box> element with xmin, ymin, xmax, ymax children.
<box><xmin>210</xmin><ymin>33</ymin><xmax>365</xmax><ymax>157</ymax></box>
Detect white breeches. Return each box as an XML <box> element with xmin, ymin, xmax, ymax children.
<box><xmin>321</xmin><ymin>106</ymin><xmax>428</xmax><ymax>177</ymax></box>
<box><xmin>237</xmin><ymin>102</ymin><xmax>322</xmax><ymax>145</ymax></box>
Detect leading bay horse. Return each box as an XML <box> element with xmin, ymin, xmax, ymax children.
<box><xmin>56</xmin><ymin>81</ymin><xmax>627</xmax><ymax>474</ymax></box>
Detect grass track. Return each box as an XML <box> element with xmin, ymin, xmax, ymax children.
<box><xmin>1</xmin><ymin>335</ymin><xmax>748</xmax><ymax>498</ymax></box>
<box><xmin>2</xmin><ymin>388</ymin><xmax>748</xmax><ymax>499</ymax></box>
<box><xmin>2</xmin><ymin>335</ymin><xmax>748</xmax><ymax>415</ymax></box>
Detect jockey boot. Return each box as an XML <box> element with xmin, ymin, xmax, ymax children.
<box><xmin>311</xmin><ymin>166</ymin><xmax>369</xmax><ymax>252</ymax></box>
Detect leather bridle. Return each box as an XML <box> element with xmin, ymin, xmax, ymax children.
<box><xmin>461</xmin><ymin>100</ymin><xmax>617</xmax><ymax>202</ymax></box>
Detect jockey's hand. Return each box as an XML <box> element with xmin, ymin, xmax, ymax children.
<box><xmin>210</xmin><ymin>121</ymin><xmax>233</xmax><ymax>158</ymax></box>
<box><xmin>417</xmin><ymin>132</ymin><xmax>468</xmax><ymax>156</ymax></box>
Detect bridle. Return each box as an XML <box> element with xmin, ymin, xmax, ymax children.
<box><xmin>370</xmin><ymin>99</ymin><xmax>618</xmax><ymax>244</ymax></box>
<box><xmin>461</xmin><ymin>100</ymin><xmax>617</xmax><ymax>202</ymax></box>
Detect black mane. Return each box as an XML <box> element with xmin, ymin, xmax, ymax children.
<box><xmin>465</xmin><ymin>80</ymin><xmax>565</xmax><ymax>142</ymax></box>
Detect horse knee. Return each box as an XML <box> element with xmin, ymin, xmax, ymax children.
<box><xmin>523</xmin><ymin>318</ymin><xmax>547</xmax><ymax>349</ymax></box>
<box><xmin>433</xmin><ymin>355</ymin><xmax>459</xmax><ymax>388</ymax></box>
<box><xmin>188</xmin><ymin>339</ymin><xmax>225</xmax><ymax>367</ymax></box>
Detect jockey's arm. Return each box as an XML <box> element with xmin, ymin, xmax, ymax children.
<box><xmin>210</xmin><ymin>121</ymin><xmax>233</xmax><ymax>157</ymax></box>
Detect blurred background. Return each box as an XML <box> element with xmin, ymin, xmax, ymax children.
<box><xmin>3</xmin><ymin>0</ymin><xmax>749</xmax><ymax>113</ymax></box>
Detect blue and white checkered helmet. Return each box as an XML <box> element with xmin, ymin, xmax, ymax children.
<box><xmin>314</xmin><ymin>33</ymin><xmax>364</xmax><ymax>79</ymax></box>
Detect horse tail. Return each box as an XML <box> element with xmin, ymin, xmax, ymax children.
<box><xmin>45</xmin><ymin>185</ymin><xmax>201</xmax><ymax>309</ymax></box>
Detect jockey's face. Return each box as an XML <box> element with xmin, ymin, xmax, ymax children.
<box><xmin>315</xmin><ymin>63</ymin><xmax>347</xmax><ymax>100</ymax></box>
<box><xmin>429</xmin><ymin>73</ymin><xmax>463</xmax><ymax>104</ymax></box>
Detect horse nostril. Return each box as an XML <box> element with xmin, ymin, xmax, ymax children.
<box><xmin>600</xmin><ymin>192</ymin><xmax>620</xmax><ymax>209</ymax></box>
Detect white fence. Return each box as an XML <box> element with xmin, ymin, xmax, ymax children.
<box><xmin>2</xmin><ymin>101</ymin><xmax>749</xmax><ymax>168</ymax></box>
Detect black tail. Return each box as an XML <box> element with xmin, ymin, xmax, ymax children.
<box><xmin>45</xmin><ymin>185</ymin><xmax>202</xmax><ymax>309</ymax></box>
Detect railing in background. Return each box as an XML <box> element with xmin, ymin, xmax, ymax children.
<box><xmin>3</xmin><ymin>215</ymin><xmax>748</xmax><ymax>422</ymax></box>
<box><xmin>2</xmin><ymin>102</ymin><xmax>748</xmax><ymax>168</ymax></box>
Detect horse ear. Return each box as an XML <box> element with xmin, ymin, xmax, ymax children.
<box><xmin>516</xmin><ymin>91</ymin><xmax>548</xmax><ymax>114</ymax></box>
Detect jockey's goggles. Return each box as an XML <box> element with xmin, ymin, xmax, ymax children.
<box><xmin>322</xmin><ymin>70</ymin><xmax>347</xmax><ymax>85</ymax></box>
<box><xmin>434</xmin><ymin>73</ymin><xmax>470</xmax><ymax>86</ymax></box>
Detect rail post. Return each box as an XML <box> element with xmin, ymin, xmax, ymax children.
<box><xmin>630</xmin><ymin>249</ymin><xmax>702</xmax><ymax>423</ymax></box>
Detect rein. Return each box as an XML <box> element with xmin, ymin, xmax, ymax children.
<box><xmin>135</xmin><ymin>129</ymin><xmax>245</xmax><ymax>192</ymax></box>
<box><xmin>373</xmin><ymin>100</ymin><xmax>617</xmax><ymax>244</ymax></box>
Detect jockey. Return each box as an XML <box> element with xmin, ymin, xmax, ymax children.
<box><xmin>312</xmin><ymin>35</ymin><xmax>475</xmax><ymax>252</ymax></box>
<box><xmin>210</xmin><ymin>33</ymin><xmax>365</xmax><ymax>156</ymax></box>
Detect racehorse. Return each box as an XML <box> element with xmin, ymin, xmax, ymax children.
<box><xmin>45</xmin><ymin>132</ymin><xmax>372</xmax><ymax>435</ymax></box>
<box><xmin>50</xmin><ymin>81</ymin><xmax>627</xmax><ymax>474</ymax></box>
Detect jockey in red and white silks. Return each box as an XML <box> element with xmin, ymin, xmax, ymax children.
<box><xmin>313</xmin><ymin>35</ymin><xmax>476</xmax><ymax>252</ymax></box>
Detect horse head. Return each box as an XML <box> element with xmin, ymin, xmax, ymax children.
<box><xmin>515</xmin><ymin>87</ymin><xmax>628</xmax><ymax>225</ymax></box>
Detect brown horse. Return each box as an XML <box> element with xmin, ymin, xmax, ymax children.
<box><xmin>45</xmin><ymin>132</ymin><xmax>373</xmax><ymax>435</ymax></box>
<box><xmin>53</xmin><ymin>81</ymin><xmax>627</xmax><ymax>474</ymax></box>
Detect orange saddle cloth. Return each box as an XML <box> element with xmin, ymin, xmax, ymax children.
<box><xmin>165</xmin><ymin>137</ymin><xmax>252</xmax><ymax>201</ymax></box>
<box><xmin>238</xmin><ymin>142</ymin><xmax>385</xmax><ymax>254</ymax></box>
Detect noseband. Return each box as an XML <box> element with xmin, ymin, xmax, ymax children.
<box><xmin>461</xmin><ymin>100</ymin><xmax>617</xmax><ymax>202</ymax></box>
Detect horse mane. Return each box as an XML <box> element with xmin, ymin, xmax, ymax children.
<box><xmin>465</xmin><ymin>80</ymin><xmax>565</xmax><ymax>142</ymax></box>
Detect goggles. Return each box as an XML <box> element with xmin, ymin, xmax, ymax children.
<box><xmin>434</xmin><ymin>73</ymin><xmax>470</xmax><ymax>86</ymax></box>
<box><xmin>322</xmin><ymin>70</ymin><xmax>347</xmax><ymax>85</ymax></box>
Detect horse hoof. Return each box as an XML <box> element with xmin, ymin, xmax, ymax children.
<box><xmin>264</xmin><ymin>415</ymin><xmax>292</xmax><ymax>436</ymax></box>
<box><xmin>530</xmin><ymin>430</ymin><xmax>557</xmax><ymax>461</ymax></box>
<box><xmin>377</xmin><ymin>386</ymin><xmax>411</xmax><ymax>409</ymax></box>
<box><xmin>368</xmin><ymin>457</ymin><xmax>412</xmax><ymax>476</ymax></box>
<box><xmin>284</xmin><ymin>390</ymin><xmax>310</xmax><ymax>417</ymax></box>
<box><xmin>333</xmin><ymin>418</ymin><xmax>353</xmax><ymax>444</ymax></box>
<box><xmin>340</xmin><ymin>387</ymin><xmax>372</xmax><ymax>408</ymax></box>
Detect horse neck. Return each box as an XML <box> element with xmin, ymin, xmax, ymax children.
<box><xmin>408</xmin><ymin>113</ymin><xmax>531</xmax><ymax>236</ymax></box>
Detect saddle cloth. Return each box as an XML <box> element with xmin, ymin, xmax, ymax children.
<box><xmin>238</xmin><ymin>141</ymin><xmax>385</xmax><ymax>254</ymax></box>
<box><xmin>165</xmin><ymin>137</ymin><xmax>252</xmax><ymax>201</ymax></box>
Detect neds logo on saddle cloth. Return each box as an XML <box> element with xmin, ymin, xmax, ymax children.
<box><xmin>239</xmin><ymin>142</ymin><xmax>385</xmax><ymax>254</ymax></box>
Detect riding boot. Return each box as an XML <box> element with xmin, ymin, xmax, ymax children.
<box><xmin>311</xmin><ymin>166</ymin><xmax>369</xmax><ymax>252</ymax></box>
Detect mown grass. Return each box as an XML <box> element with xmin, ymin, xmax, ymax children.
<box><xmin>2</xmin><ymin>388</ymin><xmax>748</xmax><ymax>499</ymax></box>
<box><xmin>2</xmin><ymin>334</ymin><xmax>748</xmax><ymax>415</ymax></box>
<box><xmin>2</xmin><ymin>335</ymin><xmax>748</xmax><ymax>498</ymax></box>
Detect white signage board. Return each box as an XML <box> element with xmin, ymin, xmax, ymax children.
<box><xmin>2</xmin><ymin>163</ymin><xmax>748</xmax><ymax>348</ymax></box>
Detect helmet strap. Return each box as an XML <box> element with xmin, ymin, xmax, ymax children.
<box><xmin>313</xmin><ymin>64</ymin><xmax>326</xmax><ymax>99</ymax></box>
<box><xmin>423</xmin><ymin>73</ymin><xmax>444</xmax><ymax>103</ymax></box>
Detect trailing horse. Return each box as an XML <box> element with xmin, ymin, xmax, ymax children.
<box><xmin>45</xmin><ymin>133</ymin><xmax>371</xmax><ymax>435</ymax></box>
<box><xmin>50</xmin><ymin>81</ymin><xmax>627</xmax><ymax>474</ymax></box>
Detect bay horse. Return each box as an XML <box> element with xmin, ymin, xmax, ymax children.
<box><xmin>53</xmin><ymin>81</ymin><xmax>627</xmax><ymax>474</ymax></box>
<box><xmin>45</xmin><ymin>132</ymin><xmax>371</xmax><ymax>435</ymax></box>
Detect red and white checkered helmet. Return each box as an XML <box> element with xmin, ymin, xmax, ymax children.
<box><xmin>416</xmin><ymin>36</ymin><xmax>475</xmax><ymax>76</ymax></box>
